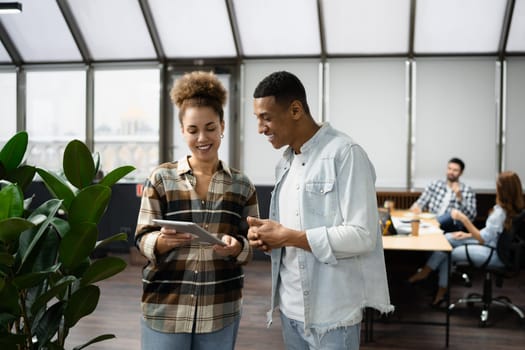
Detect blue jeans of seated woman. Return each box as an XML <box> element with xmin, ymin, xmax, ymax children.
<box><xmin>280</xmin><ymin>312</ymin><xmax>361</xmax><ymax>350</ymax></box>
<box><xmin>140</xmin><ymin>316</ymin><xmax>240</xmax><ymax>350</ymax></box>
<box><xmin>427</xmin><ymin>233</ymin><xmax>505</xmax><ymax>288</ymax></box>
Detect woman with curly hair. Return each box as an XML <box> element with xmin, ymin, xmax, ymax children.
<box><xmin>409</xmin><ymin>171</ymin><xmax>524</xmax><ymax>307</ymax></box>
<box><xmin>135</xmin><ymin>71</ymin><xmax>259</xmax><ymax>350</ymax></box>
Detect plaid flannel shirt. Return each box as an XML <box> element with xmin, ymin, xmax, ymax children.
<box><xmin>135</xmin><ymin>157</ymin><xmax>259</xmax><ymax>334</ymax></box>
<box><xmin>416</xmin><ymin>179</ymin><xmax>477</xmax><ymax>221</ymax></box>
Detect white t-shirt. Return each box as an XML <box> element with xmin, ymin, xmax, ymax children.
<box><xmin>278</xmin><ymin>154</ymin><xmax>305</xmax><ymax>321</ymax></box>
<box><xmin>437</xmin><ymin>187</ymin><xmax>453</xmax><ymax>216</ymax></box>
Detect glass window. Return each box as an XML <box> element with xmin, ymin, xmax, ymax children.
<box><xmin>415</xmin><ymin>0</ymin><xmax>506</xmax><ymax>54</ymax></box>
<box><xmin>322</xmin><ymin>0</ymin><xmax>411</xmax><ymax>55</ymax></box>
<box><xmin>0</xmin><ymin>0</ymin><xmax>82</xmax><ymax>62</ymax></box>
<box><xmin>93</xmin><ymin>68</ymin><xmax>160</xmax><ymax>182</ymax></box>
<box><xmin>0</xmin><ymin>72</ymin><xmax>17</xmax><ymax>146</ymax></box>
<box><xmin>233</xmin><ymin>0</ymin><xmax>320</xmax><ymax>56</ymax></box>
<box><xmin>0</xmin><ymin>42</ymin><xmax>11</xmax><ymax>63</ymax></box>
<box><xmin>149</xmin><ymin>0</ymin><xmax>236</xmax><ymax>58</ymax></box>
<box><xmin>68</xmin><ymin>0</ymin><xmax>156</xmax><ymax>60</ymax></box>
<box><xmin>507</xmin><ymin>0</ymin><xmax>525</xmax><ymax>53</ymax></box>
<box><xmin>25</xmin><ymin>70</ymin><xmax>86</xmax><ymax>171</ymax></box>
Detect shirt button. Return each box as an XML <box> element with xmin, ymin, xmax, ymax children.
<box><xmin>296</xmin><ymin>185</ymin><xmax>300</xmax><ymax>190</ymax></box>
<box><xmin>320</xmin><ymin>189</ymin><xmax>324</xmax><ymax>193</ymax></box>
<box><xmin>194</xmin><ymin>270</ymin><xmax>198</xmax><ymax>274</ymax></box>
<box><xmin>304</xmin><ymin>291</ymin><xmax>309</xmax><ymax>296</ymax></box>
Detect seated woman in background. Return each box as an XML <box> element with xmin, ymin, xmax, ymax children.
<box><xmin>408</xmin><ymin>171</ymin><xmax>524</xmax><ymax>306</ymax></box>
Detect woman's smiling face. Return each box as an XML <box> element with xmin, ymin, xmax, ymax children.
<box><xmin>181</xmin><ymin>105</ymin><xmax>224</xmax><ymax>163</ymax></box>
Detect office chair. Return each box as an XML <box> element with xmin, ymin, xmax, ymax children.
<box><xmin>449</xmin><ymin>209</ymin><xmax>525</xmax><ymax>327</ymax></box>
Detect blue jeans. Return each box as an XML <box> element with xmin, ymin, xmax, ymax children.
<box><xmin>140</xmin><ymin>316</ymin><xmax>240</xmax><ymax>350</ymax></box>
<box><xmin>280</xmin><ymin>312</ymin><xmax>361</xmax><ymax>350</ymax></box>
<box><xmin>426</xmin><ymin>233</ymin><xmax>505</xmax><ymax>288</ymax></box>
<box><xmin>438</xmin><ymin>212</ymin><xmax>465</xmax><ymax>232</ymax></box>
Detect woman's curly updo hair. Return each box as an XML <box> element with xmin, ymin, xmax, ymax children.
<box><xmin>170</xmin><ymin>71</ymin><xmax>227</xmax><ymax>124</ymax></box>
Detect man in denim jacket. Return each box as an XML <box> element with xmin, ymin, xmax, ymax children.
<box><xmin>247</xmin><ymin>71</ymin><xmax>393</xmax><ymax>350</ymax></box>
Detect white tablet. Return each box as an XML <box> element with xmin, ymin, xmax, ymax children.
<box><xmin>152</xmin><ymin>219</ymin><xmax>226</xmax><ymax>246</ymax></box>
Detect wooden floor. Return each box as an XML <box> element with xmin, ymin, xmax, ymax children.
<box><xmin>66</xmin><ymin>252</ymin><xmax>525</xmax><ymax>350</ymax></box>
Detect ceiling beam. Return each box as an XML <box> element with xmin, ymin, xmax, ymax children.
<box><xmin>138</xmin><ymin>0</ymin><xmax>165</xmax><ymax>61</ymax></box>
<box><xmin>498</xmin><ymin>0</ymin><xmax>516</xmax><ymax>60</ymax></box>
<box><xmin>316</xmin><ymin>0</ymin><xmax>327</xmax><ymax>60</ymax></box>
<box><xmin>408</xmin><ymin>0</ymin><xmax>416</xmax><ymax>58</ymax></box>
<box><xmin>225</xmin><ymin>0</ymin><xmax>243</xmax><ymax>61</ymax></box>
<box><xmin>56</xmin><ymin>0</ymin><xmax>92</xmax><ymax>63</ymax></box>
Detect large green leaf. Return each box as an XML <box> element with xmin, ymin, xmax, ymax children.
<box><xmin>98</xmin><ymin>165</ymin><xmax>135</xmax><ymax>187</ymax></box>
<box><xmin>5</xmin><ymin>165</ymin><xmax>36</xmax><ymax>191</ymax></box>
<box><xmin>0</xmin><ymin>283</ymin><xmax>20</xmax><ymax>315</ymax></box>
<box><xmin>0</xmin><ymin>252</ymin><xmax>15</xmax><ymax>267</ymax></box>
<box><xmin>95</xmin><ymin>232</ymin><xmax>128</xmax><ymax>250</ymax></box>
<box><xmin>49</xmin><ymin>216</ymin><xmax>69</xmax><ymax>238</ymax></box>
<box><xmin>31</xmin><ymin>276</ymin><xmax>76</xmax><ymax>316</ymax></box>
<box><xmin>68</xmin><ymin>185</ymin><xmax>111</xmax><ymax>225</ymax></box>
<box><xmin>0</xmin><ymin>183</ymin><xmax>24</xmax><ymax>220</ymax></box>
<box><xmin>72</xmin><ymin>334</ymin><xmax>116</xmax><ymax>350</ymax></box>
<box><xmin>80</xmin><ymin>256</ymin><xmax>127</xmax><ymax>286</ymax></box>
<box><xmin>59</xmin><ymin>223</ymin><xmax>98</xmax><ymax>270</ymax></box>
<box><xmin>0</xmin><ymin>218</ymin><xmax>34</xmax><ymax>244</ymax></box>
<box><xmin>36</xmin><ymin>168</ymin><xmax>75</xmax><ymax>211</ymax></box>
<box><xmin>18</xmin><ymin>200</ymin><xmax>62</xmax><ymax>271</ymax></box>
<box><xmin>0</xmin><ymin>131</ymin><xmax>28</xmax><ymax>172</ymax></box>
<box><xmin>11</xmin><ymin>264</ymin><xmax>59</xmax><ymax>290</ymax></box>
<box><xmin>63</xmin><ymin>140</ymin><xmax>95</xmax><ymax>190</ymax></box>
<box><xmin>32</xmin><ymin>301</ymin><xmax>64</xmax><ymax>349</ymax></box>
<box><xmin>0</xmin><ymin>333</ymin><xmax>27</xmax><ymax>349</ymax></box>
<box><xmin>64</xmin><ymin>285</ymin><xmax>100</xmax><ymax>327</ymax></box>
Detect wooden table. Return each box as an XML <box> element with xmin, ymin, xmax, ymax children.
<box><xmin>364</xmin><ymin>210</ymin><xmax>453</xmax><ymax>347</ymax></box>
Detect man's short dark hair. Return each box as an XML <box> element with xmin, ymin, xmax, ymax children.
<box><xmin>449</xmin><ymin>157</ymin><xmax>465</xmax><ymax>172</ymax></box>
<box><xmin>253</xmin><ymin>71</ymin><xmax>311</xmax><ymax>115</ymax></box>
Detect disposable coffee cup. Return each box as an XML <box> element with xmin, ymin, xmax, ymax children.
<box><xmin>411</xmin><ymin>219</ymin><xmax>420</xmax><ymax>237</ymax></box>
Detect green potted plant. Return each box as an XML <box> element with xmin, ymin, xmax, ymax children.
<box><xmin>0</xmin><ymin>131</ymin><xmax>135</xmax><ymax>349</ymax></box>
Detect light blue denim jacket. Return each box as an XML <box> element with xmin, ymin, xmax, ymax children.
<box><xmin>267</xmin><ymin>123</ymin><xmax>393</xmax><ymax>333</ymax></box>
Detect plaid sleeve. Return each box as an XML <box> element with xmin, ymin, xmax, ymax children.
<box><xmin>458</xmin><ymin>185</ymin><xmax>477</xmax><ymax>221</ymax></box>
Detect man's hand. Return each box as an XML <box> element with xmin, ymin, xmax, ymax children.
<box><xmin>247</xmin><ymin>216</ymin><xmax>309</xmax><ymax>252</ymax></box>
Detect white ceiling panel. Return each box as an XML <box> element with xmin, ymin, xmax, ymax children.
<box><xmin>0</xmin><ymin>41</ymin><xmax>11</xmax><ymax>63</ymax></box>
<box><xmin>0</xmin><ymin>0</ymin><xmax>81</xmax><ymax>62</ymax></box>
<box><xmin>322</xmin><ymin>0</ymin><xmax>411</xmax><ymax>55</ymax></box>
<box><xmin>68</xmin><ymin>0</ymin><xmax>156</xmax><ymax>60</ymax></box>
<box><xmin>233</xmin><ymin>0</ymin><xmax>321</xmax><ymax>56</ymax></box>
<box><xmin>149</xmin><ymin>0</ymin><xmax>236</xmax><ymax>58</ymax></box>
<box><xmin>415</xmin><ymin>0</ymin><xmax>507</xmax><ymax>54</ymax></box>
<box><xmin>507</xmin><ymin>0</ymin><xmax>525</xmax><ymax>52</ymax></box>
